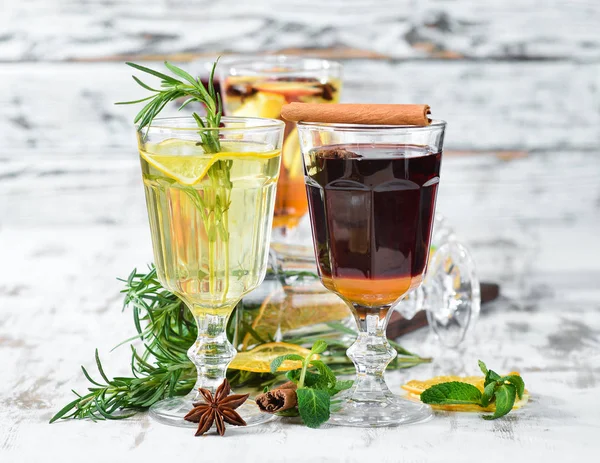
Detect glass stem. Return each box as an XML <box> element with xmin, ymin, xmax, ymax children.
<box><xmin>187</xmin><ymin>309</ymin><xmax>236</xmax><ymax>400</ymax></box>
<box><xmin>346</xmin><ymin>304</ymin><xmax>396</xmax><ymax>400</ymax></box>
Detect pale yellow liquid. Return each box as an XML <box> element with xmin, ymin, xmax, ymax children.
<box><xmin>140</xmin><ymin>140</ymin><xmax>280</xmax><ymax>316</ymax></box>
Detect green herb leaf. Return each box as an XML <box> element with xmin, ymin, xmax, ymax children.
<box><xmin>478</xmin><ymin>360</ymin><xmax>488</xmax><ymax>375</ymax></box>
<box><xmin>483</xmin><ymin>384</ymin><xmax>516</xmax><ymax>420</ymax></box>
<box><xmin>270</xmin><ymin>354</ymin><xmax>306</xmax><ymax>374</ymax></box>
<box><xmin>286</xmin><ymin>369</ymin><xmax>319</xmax><ymax>387</ymax></box>
<box><xmin>49</xmin><ymin>396</ymin><xmax>84</xmax><ymax>424</ymax></box>
<box><xmin>481</xmin><ymin>381</ymin><xmax>497</xmax><ymax>407</ymax></box>
<box><xmin>502</xmin><ymin>375</ymin><xmax>525</xmax><ymax>399</ymax></box>
<box><xmin>311</xmin><ymin>340</ymin><xmax>328</xmax><ymax>354</ymax></box>
<box><xmin>420</xmin><ymin>381</ymin><xmax>483</xmax><ymax>405</ymax></box>
<box><xmin>307</xmin><ymin>360</ymin><xmax>337</xmax><ymax>390</ymax></box>
<box><xmin>329</xmin><ymin>380</ymin><xmax>353</xmax><ymax>396</ymax></box>
<box><xmin>118</xmin><ymin>60</ymin><xmax>221</xmax><ymax>153</ymax></box>
<box><xmin>484</xmin><ymin>369</ymin><xmax>502</xmax><ymax>387</ymax></box>
<box><xmin>125</xmin><ymin>62</ymin><xmax>179</xmax><ymax>84</ymax></box>
<box><xmin>296</xmin><ymin>388</ymin><xmax>331</xmax><ymax>428</ymax></box>
<box><xmin>164</xmin><ymin>61</ymin><xmax>198</xmax><ymax>86</ymax></box>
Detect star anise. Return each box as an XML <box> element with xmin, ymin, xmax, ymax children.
<box><xmin>184</xmin><ymin>378</ymin><xmax>249</xmax><ymax>436</ymax></box>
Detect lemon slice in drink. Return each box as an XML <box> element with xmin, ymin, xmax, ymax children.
<box><xmin>140</xmin><ymin>152</ymin><xmax>218</xmax><ymax>185</ymax></box>
<box><xmin>229</xmin><ymin>342</ymin><xmax>313</xmax><ymax>373</ymax></box>
<box><xmin>140</xmin><ymin>139</ymin><xmax>218</xmax><ymax>185</ymax></box>
<box><xmin>141</xmin><ymin>140</ymin><xmax>280</xmax><ymax>185</ymax></box>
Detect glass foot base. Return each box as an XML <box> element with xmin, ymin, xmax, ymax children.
<box><xmin>149</xmin><ymin>394</ymin><xmax>274</xmax><ymax>429</ymax></box>
<box><xmin>329</xmin><ymin>392</ymin><xmax>433</xmax><ymax>428</ymax></box>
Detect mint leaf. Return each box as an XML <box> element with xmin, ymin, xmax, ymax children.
<box><xmin>311</xmin><ymin>340</ymin><xmax>328</xmax><ymax>355</ymax></box>
<box><xmin>421</xmin><ymin>382</ymin><xmax>483</xmax><ymax>405</ymax></box>
<box><xmin>483</xmin><ymin>383</ymin><xmax>516</xmax><ymax>420</ymax></box>
<box><xmin>478</xmin><ymin>360</ymin><xmax>488</xmax><ymax>375</ymax></box>
<box><xmin>285</xmin><ymin>368</ymin><xmax>301</xmax><ymax>384</ymax></box>
<box><xmin>286</xmin><ymin>369</ymin><xmax>320</xmax><ymax>387</ymax></box>
<box><xmin>297</xmin><ymin>388</ymin><xmax>330</xmax><ymax>428</ymax></box>
<box><xmin>481</xmin><ymin>382</ymin><xmax>496</xmax><ymax>407</ymax></box>
<box><xmin>502</xmin><ymin>375</ymin><xmax>525</xmax><ymax>399</ymax></box>
<box><xmin>480</xmin><ymin>359</ymin><xmax>502</xmax><ymax>386</ymax></box>
<box><xmin>484</xmin><ymin>369</ymin><xmax>501</xmax><ymax>387</ymax></box>
<box><xmin>270</xmin><ymin>354</ymin><xmax>306</xmax><ymax>374</ymax></box>
<box><xmin>309</xmin><ymin>360</ymin><xmax>337</xmax><ymax>389</ymax></box>
<box><xmin>329</xmin><ymin>380</ymin><xmax>353</xmax><ymax>396</ymax></box>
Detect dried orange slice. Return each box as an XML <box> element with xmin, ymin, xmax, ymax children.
<box><xmin>228</xmin><ymin>342</ymin><xmax>313</xmax><ymax>373</ymax></box>
<box><xmin>402</xmin><ymin>372</ymin><xmax>529</xmax><ymax>412</ymax></box>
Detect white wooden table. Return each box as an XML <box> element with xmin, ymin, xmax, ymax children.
<box><xmin>1</xmin><ymin>152</ymin><xmax>599</xmax><ymax>462</ymax></box>
<box><xmin>2</xmin><ymin>0</ymin><xmax>600</xmax><ymax>460</ymax></box>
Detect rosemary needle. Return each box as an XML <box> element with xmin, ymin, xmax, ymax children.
<box><xmin>116</xmin><ymin>60</ymin><xmax>222</xmax><ymax>152</ymax></box>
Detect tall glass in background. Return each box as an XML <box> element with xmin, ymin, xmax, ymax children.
<box><xmin>137</xmin><ymin>116</ymin><xmax>284</xmax><ymax>426</ymax></box>
<box><xmin>298</xmin><ymin>120</ymin><xmax>446</xmax><ymax>426</ymax></box>
<box><xmin>220</xmin><ymin>56</ymin><xmax>342</xmax><ymax>244</ymax></box>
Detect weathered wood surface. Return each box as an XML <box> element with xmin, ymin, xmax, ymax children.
<box><xmin>2</xmin><ymin>0</ymin><xmax>599</xmax><ymax>61</ymax></box>
<box><xmin>2</xmin><ymin>0</ymin><xmax>600</xmax><ymax>460</ymax></box>
<box><xmin>1</xmin><ymin>219</ymin><xmax>599</xmax><ymax>461</ymax></box>
<box><xmin>1</xmin><ymin>60</ymin><xmax>598</xmax><ymax>152</ymax></box>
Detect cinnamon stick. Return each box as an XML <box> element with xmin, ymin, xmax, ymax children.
<box><xmin>255</xmin><ymin>381</ymin><xmax>298</xmax><ymax>413</ymax></box>
<box><xmin>281</xmin><ymin>103</ymin><xmax>431</xmax><ymax>126</ymax></box>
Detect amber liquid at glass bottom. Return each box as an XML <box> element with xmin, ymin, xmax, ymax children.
<box><xmin>304</xmin><ymin>141</ymin><xmax>442</xmax><ymax>427</ymax></box>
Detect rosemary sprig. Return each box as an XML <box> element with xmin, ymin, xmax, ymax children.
<box><xmin>50</xmin><ymin>267</ymin><xmax>429</xmax><ymax>422</ymax></box>
<box><xmin>50</xmin><ymin>267</ymin><xmax>197</xmax><ymax>422</ymax></box>
<box><xmin>116</xmin><ymin>60</ymin><xmax>222</xmax><ymax>152</ymax></box>
<box><xmin>117</xmin><ymin>60</ymin><xmax>233</xmax><ymax>297</ymax></box>
<box><xmin>49</xmin><ymin>347</ymin><xmax>194</xmax><ymax>423</ymax></box>
<box><xmin>118</xmin><ymin>267</ymin><xmax>194</xmax><ymax>356</ymax></box>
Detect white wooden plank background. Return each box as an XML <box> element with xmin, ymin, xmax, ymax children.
<box><xmin>1</xmin><ymin>0</ymin><xmax>599</xmax><ymax>60</ymax></box>
<box><xmin>0</xmin><ymin>60</ymin><xmax>598</xmax><ymax>152</ymax></box>
<box><xmin>1</xmin><ymin>0</ymin><xmax>599</xmax><ymax>461</ymax></box>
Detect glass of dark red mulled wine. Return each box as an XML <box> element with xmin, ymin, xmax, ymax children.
<box><xmin>298</xmin><ymin>119</ymin><xmax>446</xmax><ymax>427</ymax></box>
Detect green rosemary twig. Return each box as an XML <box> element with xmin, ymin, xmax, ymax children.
<box><xmin>116</xmin><ymin>60</ymin><xmax>222</xmax><ymax>152</ymax></box>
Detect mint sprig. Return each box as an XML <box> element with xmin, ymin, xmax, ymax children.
<box><xmin>270</xmin><ymin>341</ymin><xmax>352</xmax><ymax>428</ymax></box>
<box><xmin>420</xmin><ymin>360</ymin><xmax>525</xmax><ymax>420</ymax></box>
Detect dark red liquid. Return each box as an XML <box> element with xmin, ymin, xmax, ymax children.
<box><xmin>305</xmin><ymin>144</ymin><xmax>442</xmax><ymax>308</ymax></box>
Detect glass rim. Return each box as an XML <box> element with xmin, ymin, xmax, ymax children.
<box><xmin>297</xmin><ymin>119</ymin><xmax>446</xmax><ymax>132</ymax></box>
<box><xmin>221</xmin><ymin>54</ymin><xmax>342</xmax><ymax>76</ymax></box>
<box><xmin>136</xmin><ymin>116</ymin><xmax>285</xmax><ymax>132</ymax></box>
